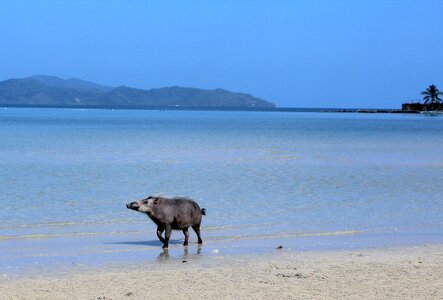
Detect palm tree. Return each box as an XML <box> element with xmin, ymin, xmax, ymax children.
<box><xmin>421</xmin><ymin>84</ymin><xmax>443</xmax><ymax>105</ymax></box>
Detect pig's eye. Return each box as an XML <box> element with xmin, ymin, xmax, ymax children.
<box><xmin>143</xmin><ymin>200</ymin><xmax>149</xmax><ymax>204</ymax></box>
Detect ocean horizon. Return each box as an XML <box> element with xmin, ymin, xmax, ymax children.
<box><xmin>1</xmin><ymin>104</ymin><xmax>405</xmax><ymax>112</ymax></box>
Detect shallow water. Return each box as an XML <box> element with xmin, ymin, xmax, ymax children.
<box><xmin>1</xmin><ymin>108</ymin><xmax>443</xmax><ymax>275</ymax></box>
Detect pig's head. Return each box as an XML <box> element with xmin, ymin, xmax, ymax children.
<box><xmin>126</xmin><ymin>196</ymin><xmax>160</xmax><ymax>214</ymax></box>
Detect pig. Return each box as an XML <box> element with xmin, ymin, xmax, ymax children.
<box><xmin>126</xmin><ymin>195</ymin><xmax>205</xmax><ymax>249</ymax></box>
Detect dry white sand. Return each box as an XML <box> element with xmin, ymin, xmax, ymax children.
<box><xmin>1</xmin><ymin>244</ymin><xmax>442</xmax><ymax>300</ymax></box>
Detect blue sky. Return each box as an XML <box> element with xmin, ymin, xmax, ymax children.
<box><xmin>0</xmin><ymin>0</ymin><xmax>442</xmax><ymax>108</ymax></box>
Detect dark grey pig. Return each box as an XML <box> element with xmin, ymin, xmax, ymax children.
<box><xmin>126</xmin><ymin>196</ymin><xmax>205</xmax><ymax>249</ymax></box>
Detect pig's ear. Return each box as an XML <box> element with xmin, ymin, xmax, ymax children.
<box><xmin>153</xmin><ymin>198</ymin><xmax>159</xmax><ymax>204</ymax></box>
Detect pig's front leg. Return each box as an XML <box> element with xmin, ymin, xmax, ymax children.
<box><xmin>163</xmin><ymin>225</ymin><xmax>171</xmax><ymax>249</ymax></box>
<box><xmin>156</xmin><ymin>226</ymin><xmax>166</xmax><ymax>243</ymax></box>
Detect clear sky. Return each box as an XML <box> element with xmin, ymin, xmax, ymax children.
<box><xmin>0</xmin><ymin>0</ymin><xmax>442</xmax><ymax>108</ymax></box>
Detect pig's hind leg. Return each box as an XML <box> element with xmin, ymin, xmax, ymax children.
<box><xmin>156</xmin><ymin>226</ymin><xmax>166</xmax><ymax>243</ymax></box>
<box><xmin>192</xmin><ymin>225</ymin><xmax>203</xmax><ymax>244</ymax></box>
<box><xmin>182</xmin><ymin>228</ymin><xmax>189</xmax><ymax>246</ymax></box>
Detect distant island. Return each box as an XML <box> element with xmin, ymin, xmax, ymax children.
<box><xmin>402</xmin><ymin>84</ymin><xmax>443</xmax><ymax>112</ymax></box>
<box><xmin>0</xmin><ymin>75</ymin><xmax>275</xmax><ymax>109</ymax></box>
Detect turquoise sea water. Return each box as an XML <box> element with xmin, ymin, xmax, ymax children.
<box><xmin>1</xmin><ymin>108</ymin><xmax>443</xmax><ymax>274</ymax></box>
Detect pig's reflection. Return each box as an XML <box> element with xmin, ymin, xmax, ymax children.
<box><xmin>157</xmin><ymin>245</ymin><xmax>202</xmax><ymax>260</ymax></box>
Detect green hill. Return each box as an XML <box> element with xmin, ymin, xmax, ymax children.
<box><xmin>0</xmin><ymin>76</ymin><xmax>275</xmax><ymax>108</ymax></box>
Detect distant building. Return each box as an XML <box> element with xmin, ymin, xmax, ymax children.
<box><xmin>402</xmin><ymin>101</ymin><xmax>423</xmax><ymax>111</ymax></box>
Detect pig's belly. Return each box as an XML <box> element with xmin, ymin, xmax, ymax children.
<box><xmin>170</xmin><ymin>216</ymin><xmax>192</xmax><ymax>230</ymax></box>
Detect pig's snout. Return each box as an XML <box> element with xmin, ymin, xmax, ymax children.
<box><xmin>126</xmin><ymin>202</ymin><xmax>139</xmax><ymax>211</ymax></box>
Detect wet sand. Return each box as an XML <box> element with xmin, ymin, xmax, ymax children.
<box><xmin>1</xmin><ymin>244</ymin><xmax>442</xmax><ymax>300</ymax></box>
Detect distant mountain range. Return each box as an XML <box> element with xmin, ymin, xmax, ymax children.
<box><xmin>0</xmin><ymin>75</ymin><xmax>275</xmax><ymax>108</ymax></box>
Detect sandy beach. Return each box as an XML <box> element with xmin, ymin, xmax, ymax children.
<box><xmin>1</xmin><ymin>244</ymin><xmax>442</xmax><ymax>300</ymax></box>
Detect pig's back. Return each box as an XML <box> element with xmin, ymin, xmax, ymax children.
<box><xmin>169</xmin><ymin>197</ymin><xmax>201</xmax><ymax>214</ymax></box>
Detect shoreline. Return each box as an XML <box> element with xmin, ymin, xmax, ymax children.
<box><xmin>1</xmin><ymin>243</ymin><xmax>442</xmax><ymax>299</ymax></box>
<box><xmin>2</xmin><ymin>227</ymin><xmax>443</xmax><ymax>278</ymax></box>
<box><xmin>0</xmin><ymin>226</ymin><xmax>443</xmax><ymax>279</ymax></box>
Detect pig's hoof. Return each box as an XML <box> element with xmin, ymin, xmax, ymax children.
<box><xmin>183</xmin><ymin>243</ymin><xmax>188</xmax><ymax>247</ymax></box>
<box><xmin>162</xmin><ymin>245</ymin><xmax>169</xmax><ymax>249</ymax></box>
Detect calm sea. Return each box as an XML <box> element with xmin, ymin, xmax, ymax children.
<box><xmin>1</xmin><ymin>108</ymin><xmax>443</xmax><ymax>274</ymax></box>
